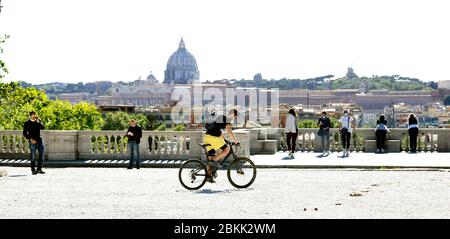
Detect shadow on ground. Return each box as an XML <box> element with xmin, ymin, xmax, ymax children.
<box><xmin>5</xmin><ymin>175</ymin><xmax>28</xmax><ymax>178</ymax></box>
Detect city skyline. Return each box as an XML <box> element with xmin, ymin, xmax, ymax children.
<box><xmin>1</xmin><ymin>0</ymin><xmax>450</xmax><ymax>84</ymax></box>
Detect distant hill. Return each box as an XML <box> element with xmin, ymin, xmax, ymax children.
<box><xmin>232</xmin><ymin>75</ymin><xmax>437</xmax><ymax>91</ymax></box>
<box><xmin>330</xmin><ymin>75</ymin><xmax>436</xmax><ymax>91</ymax></box>
<box><xmin>19</xmin><ymin>74</ymin><xmax>438</xmax><ymax>97</ymax></box>
<box><xmin>19</xmin><ymin>81</ymin><xmax>112</xmax><ymax>99</ymax></box>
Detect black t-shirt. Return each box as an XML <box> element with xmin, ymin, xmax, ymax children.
<box><xmin>23</xmin><ymin>119</ymin><xmax>45</xmax><ymax>143</ymax></box>
<box><xmin>317</xmin><ymin>117</ymin><xmax>331</xmax><ymax>130</ymax></box>
<box><xmin>409</xmin><ymin>117</ymin><xmax>418</xmax><ymax>125</ymax></box>
<box><xmin>206</xmin><ymin>115</ymin><xmax>231</xmax><ymax>137</ymax></box>
<box><xmin>376</xmin><ymin>120</ymin><xmax>387</xmax><ymax>125</ymax></box>
<box><xmin>126</xmin><ymin>125</ymin><xmax>142</xmax><ymax>144</ymax></box>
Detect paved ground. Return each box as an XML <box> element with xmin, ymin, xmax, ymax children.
<box><xmin>253</xmin><ymin>152</ymin><xmax>450</xmax><ymax>168</ymax></box>
<box><xmin>1</xmin><ymin>167</ymin><xmax>449</xmax><ymax>218</ymax></box>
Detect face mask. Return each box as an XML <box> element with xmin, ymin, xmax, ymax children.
<box><xmin>344</xmin><ymin>113</ymin><xmax>348</xmax><ymax>117</ymax></box>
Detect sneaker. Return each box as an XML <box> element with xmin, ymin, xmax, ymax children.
<box><xmin>32</xmin><ymin>170</ymin><xmax>37</xmax><ymax>175</ymax></box>
<box><xmin>127</xmin><ymin>167</ymin><xmax>132</xmax><ymax>170</ymax></box>
<box><xmin>206</xmin><ymin>176</ymin><xmax>216</xmax><ymax>183</ymax></box>
<box><xmin>36</xmin><ymin>169</ymin><xmax>45</xmax><ymax>174</ymax></box>
<box><xmin>376</xmin><ymin>149</ymin><xmax>381</xmax><ymax>153</ymax></box>
<box><xmin>381</xmin><ymin>148</ymin><xmax>385</xmax><ymax>153</ymax></box>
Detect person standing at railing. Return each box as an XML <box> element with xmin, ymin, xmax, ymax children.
<box><xmin>285</xmin><ymin>109</ymin><xmax>298</xmax><ymax>158</ymax></box>
<box><xmin>407</xmin><ymin>114</ymin><xmax>419</xmax><ymax>153</ymax></box>
<box><xmin>317</xmin><ymin>111</ymin><xmax>331</xmax><ymax>156</ymax></box>
<box><xmin>375</xmin><ymin>115</ymin><xmax>390</xmax><ymax>153</ymax></box>
<box><xmin>125</xmin><ymin>119</ymin><xmax>142</xmax><ymax>169</ymax></box>
<box><xmin>23</xmin><ymin>111</ymin><xmax>45</xmax><ymax>175</ymax></box>
<box><xmin>338</xmin><ymin>110</ymin><xmax>356</xmax><ymax>157</ymax></box>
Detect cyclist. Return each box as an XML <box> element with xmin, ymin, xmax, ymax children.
<box><xmin>204</xmin><ymin>108</ymin><xmax>239</xmax><ymax>183</ymax></box>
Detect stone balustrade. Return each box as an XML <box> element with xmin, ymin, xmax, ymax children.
<box><xmin>264</xmin><ymin>128</ymin><xmax>450</xmax><ymax>153</ymax></box>
<box><xmin>1</xmin><ymin>128</ymin><xmax>449</xmax><ymax>161</ymax></box>
<box><xmin>0</xmin><ymin>129</ymin><xmax>251</xmax><ymax>161</ymax></box>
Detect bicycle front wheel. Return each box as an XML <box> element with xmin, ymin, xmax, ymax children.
<box><xmin>179</xmin><ymin>159</ymin><xmax>207</xmax><ymax>190</ymax></box>
<box><xmin>227</xmin><ymin>157</ymin><xmax>257</xmax><ymax>188</ymax></box>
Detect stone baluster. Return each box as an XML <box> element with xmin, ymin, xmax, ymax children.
<box><xmin>173</xmin><ymin>135</ymin><xmax>180</xmax><ymax>155</ymax></box>
<box><xmin>179</xmin><ymin>135</ymin><xmax>185</xmax><ymax>154</ymax></box>
<box><xmin>429</xmin><ymin>132</ymin><xmax>434</xmax><ymax>152</ymax></box>
<box><xmin>0</xmin><ymin>135</ymin><xmax>3</xmax><ymax>153</ymax></box>
<box><xmin>113</xmin><ymin>135</ymin><xmax>119</xmax><ymax>154</ymax></box>
<box><xmin>12</xmin><ymin>135</ymin><xmax>18</xmax><ymax>153</ymax></box>
<box><xmin>185</xmin><ymin>135</ymin><xmax>191</xmax><ymax>154</ymax></box>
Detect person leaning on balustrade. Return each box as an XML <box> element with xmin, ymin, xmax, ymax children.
<box><xmin>374</xmin><ymin>114</ymin><xmax>390</xmax><ymax>153</ymax></box>
<box><xmin>407</xmin><ymin>114</ymin><xmax>419</xmax><ymax>153</ymax></box>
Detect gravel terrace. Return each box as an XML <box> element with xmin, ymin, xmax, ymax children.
<box><xmin>1</xmin><ymin>167</ymin><xmax>449</xmax><ymax>218</ymax></box>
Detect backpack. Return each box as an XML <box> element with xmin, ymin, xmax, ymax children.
<box><xmin>340</xmin><ymin>117</ymin><xmax>350</xmax><ymax>134</ymax></box>
<box><xmin>202</xmin><ymin>108</ymin><xmax>219</xmax><ymax>131</ymax></box>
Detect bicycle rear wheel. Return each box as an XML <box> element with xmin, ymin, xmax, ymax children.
<box><xmin>179</xmin><ymin>159</ymin><xmax>207</xmax><ymax>190</ymax></box>
<box><xmin>227</xmin><ymin>157</ymin><xmax>256</xmax><ymax>188</ymax></box>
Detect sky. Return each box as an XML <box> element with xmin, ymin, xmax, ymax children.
<box><xmin>1</xmin><ymin>0</ymin><xmax>449</xmax><ymax>84</ymax></box>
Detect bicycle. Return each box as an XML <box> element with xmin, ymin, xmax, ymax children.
<box><xmin>178</xmin><ymin>140</ymin><xmax>257</xmax><ymax>190</ymax></box>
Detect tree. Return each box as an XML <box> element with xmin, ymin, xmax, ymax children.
<box><xmin>145</xmin><ymin>115</ymin><xmax>162</xmax><ymax>130</ymax></box>
<box><xmin>102</xmin><ymin>112</ymin><xmax>131</xmax><ymax>130</ymax></box>
<box><xmin>172</xmin><ymin>124</ymin><xmax>186</xmax><ymax>131</ymax></box>
<box><xmin>296</xmin><ymin>117</ymin><xmax>339</xmax><ymax>129</ymax></box>
<box><xmin>156</xmin><ymin>124</ymin><xmax>166</xmax><ymax>131</ymax></box>
<box><xmin>101</xmin><ymin>112</ymin><xmax>156</xmax><ymax>130</ymax></box>
<box><xmin>0</xmin><ymin>34</ymin><xmax>8</xmax><ymax>80</ymax></box>
<box><xmin>0</xmin><ymin>82</ymin><xmax>103</xmax><ymax>130</ymax></box>
<box><xmin>0</xmin><ymin>2</ymin><xmax>7</xmax><ymax>80</ymax></box>
<box><xmin>0</xmin><ymin>82</ymin><xmax>48</xmax><ymax>130</ymax></box>
<box><xmin>329</xmin><ymin>117</ymin><xmax>339</xmax><ymax>128</ymax></box>
<box><xmin>298</xmin><ymin>120</ymin><xmax>317</xmax><ymax>128</ymax></box>
<box><xmin>39</xmin><ymin>100</ymin><xmax>104</xmax><ymax>130</ymax></box>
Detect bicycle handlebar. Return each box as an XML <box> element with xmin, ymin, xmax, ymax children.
<box><xmin>225</xmin><ymin>140</ymin><xmax>240</xmax><ymax>147</ymax></box>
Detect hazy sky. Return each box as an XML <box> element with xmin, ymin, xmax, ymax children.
<box><xmin>1</xmin><ymin>0</ymin><xmax>449</xmax><ymax>84</ymax></box>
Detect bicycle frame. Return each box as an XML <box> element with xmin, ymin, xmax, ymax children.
<box><xmin>201</xmin><ymin>141</ymin><xmax>239</xmax><ymax>168</ymax></box>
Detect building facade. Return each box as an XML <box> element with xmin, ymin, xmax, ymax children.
<box><xmin>438</xmin><ymin>80</ymin><xmax>450</xmax><ymax>89</ymax></box>
<box><xmin>111</xmin><ymin>73</ymin><xmax>174</xmax><ymax>106</ymax></box>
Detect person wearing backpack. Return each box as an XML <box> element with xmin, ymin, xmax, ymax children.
<box><xmin>285</xmin><ymin>109</ymin><xmax>298</xmax><ymax>158</ymax></box>
<box><xmin>375</xmin><ymin>115</ymin><xmax>390</xmax><ymax>153</ymax></box>
<box><xmin>203</xmin><ymin>108</ymin><xmax>239</xmax><ymax>183</ymax></box>
<box><xmin>338</xmin><ymin>110</ymin><xmax>356</xmax><ymax>157</ymax></box>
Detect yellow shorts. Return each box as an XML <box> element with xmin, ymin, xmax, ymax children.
<box><xmin>203</xmin><ymin>134</ymin><xmax>227</xmax><ymax>152</ymax></box>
